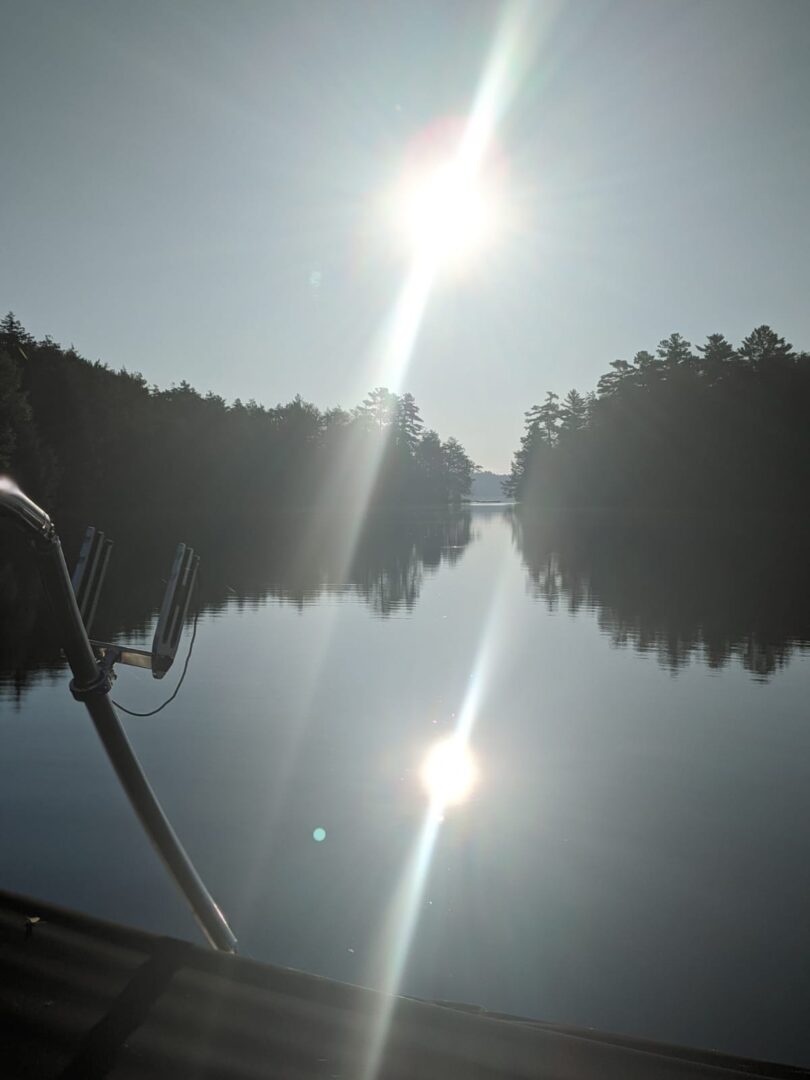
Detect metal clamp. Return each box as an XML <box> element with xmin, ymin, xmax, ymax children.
<box><xmin>69</xmin><ymin>650</ymin><xmax>119</xmax><ymax>702</ymax></box>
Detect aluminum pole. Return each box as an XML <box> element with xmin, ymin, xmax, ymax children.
<box><xmin>1</xmin><ymin>483</ymin><xmax>236</xmax><ymax>952</ymax></box>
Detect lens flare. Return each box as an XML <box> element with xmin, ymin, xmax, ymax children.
<box><xmin>351</xmin><ymin>4</ymin><xmax>543</xmax><ymax>1075</ymax></box>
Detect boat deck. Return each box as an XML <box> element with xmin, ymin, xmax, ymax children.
<box><xmin>0</xmin><ymin>889</ymin><xmax>806</xmax><ymax>1079</ymax></box>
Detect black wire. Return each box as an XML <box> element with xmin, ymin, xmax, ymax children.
<box><xmin>112</xmin><ymin>610</ymin><xmax>199</xmax><ymax>718</ymax></box>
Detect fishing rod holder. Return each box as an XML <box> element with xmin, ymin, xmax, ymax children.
<box><xmin>71</xmin><ymin>524</ymin><xmax>199</xmax><ymax>681</ymax></box>
<box><xmin>71</xmin><ymin>525</ymin><xmax>113</xmax><ymax>637</ymax></box>
<box><xmin>0</xmin><ymin>479</ymin><xmax>236</xmax><ymax>954</ymax></box>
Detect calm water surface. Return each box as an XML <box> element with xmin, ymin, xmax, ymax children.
<box><xmin>1</xmin><ymin>507</ymin><xmax>809</xmax><ymax>1064</ymax></box>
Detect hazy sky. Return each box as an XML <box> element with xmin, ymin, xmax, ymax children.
<box><xmin>2</xmin><ymin>0</ymin><xmax>809</xmax><ymax>471</ymax></box>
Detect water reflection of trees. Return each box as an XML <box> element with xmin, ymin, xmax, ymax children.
<box><xmin>0</xmin><ymin>509</ymin><xmax>472</xmax><ymax>699</ymax></box>
<box><xmin>512</xmin><ymin>510</ymin><xmax>810</xmax><ymax>679</ymax></box>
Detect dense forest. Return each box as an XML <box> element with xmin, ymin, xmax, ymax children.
<box><xmin>505</xmin><ymin>326</ymin><xmax>810</xmax><ymax>510</ymax></box>
<box><xmin>0</xmin><ymin>312</ymin><xmax>476</xmax><ymax>527</ymax></box>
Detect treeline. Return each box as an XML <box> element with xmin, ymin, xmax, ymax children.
<box><xmin>0</xmin><ymin>312</ymin><xmax>476</xmax><ymax>525</ymax></box>
<box><xmin>506</xmin><ymin>326</ymin><xmax>810</xmax><ymax>510</ymax></box>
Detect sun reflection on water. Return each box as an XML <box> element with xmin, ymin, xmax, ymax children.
<box><xmin>421</xmin><ymin>736</ymin><xmax>478</xmax><ymax>809</ymax></box>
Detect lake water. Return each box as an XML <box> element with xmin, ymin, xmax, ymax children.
<box><xmin>1</xmin><ymin>506</ymin><xmax>809</xmax><ymax>1065</ymax></box>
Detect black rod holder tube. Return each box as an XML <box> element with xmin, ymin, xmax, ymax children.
<box><xmin>33</xmin><ymin>531</ymin><xmax>237</xmax><ymax>953</ymax></box>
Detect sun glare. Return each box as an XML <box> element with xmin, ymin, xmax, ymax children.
<box><xmin>421</xmin><ymin>736</ymin><xmax>477</xmax><ymax>807</ymax></box>
<box><xmin>396</xmin><ymin>161</ymin><xmax>496</xmax><ymax>266</ymax></box>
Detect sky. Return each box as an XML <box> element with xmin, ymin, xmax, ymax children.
<box><xmin>2</xmin><ymin>0</ymin><xmax>809</xmax><ymax>472</ymax></box>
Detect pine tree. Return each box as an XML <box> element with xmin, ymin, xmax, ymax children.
<box><xmin>738</xmin><ymin>325</ymin><xmax>795</xmax><ymax>372</ymax></box>
<box><xmin>559</xmin><ymin>389</ymin><xmax>588</xmax><ymax>435</ymax></box>
<box><xmin>0</xmin><ymin>348</ymin><xmax>31</xmax><ymax>469</ymax></box>
<box><xmin>696</xmin><ymin>333</ymin><xmax>737</xmax><ymax>382</ymax></box>
<box><xmin>597</xmin><ymin>359</ymin><xmax>634</xmax><ymax>397</ymax></box>
<box><xmin>359</xmin><ymin>386</ymin><xmax>397</xmax><ymax>431</ymax></box>
<box><xmin>395</xmin><ymin>392</ymin><xmax>424</xmax><ymax>452</ymax></box>
<box><xmin>536</xmin><ymin>391</ymin><xmax>561</xmax><ymax>446</ymax></box>
<box><xmin>442</xmin><ymin>437</ymin><xmax>476</xmax><ymax>502</ymax></box>
<box><xmin>656</xmin><ymin>333</ymin><xmax>693</xmax><ymax>371</ymax></box>
<box><xmin>415</xmin><ymin>429</ymin><xmax>446</xmax><ymax>500</ymax></box>
<box><xmin>0</xmin><ymin>311</ymin><xmax>34</xmax><ymax>348</ymax></box>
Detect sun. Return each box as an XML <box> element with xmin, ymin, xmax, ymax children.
<box><xmin>393</xmin><ymin>159</ymin><xmax>498</xmax><ymax>268</ymax></box>
<box><xmin>420</xmin><ymin>736</ymin><xmax>478</xmax><ymax>807</ymax></box>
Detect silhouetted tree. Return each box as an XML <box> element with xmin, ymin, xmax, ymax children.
<box><xmin>536</xmin><ymin>391</ymin><xmax>561</xmax><ymax>446</ymax></box>
<box><xmin>656</xmin><ymin>332</ymin><xmax>694</xmax><ymax>373</ymax></box>
<box><xmin>738</xmin><ymin>325</ymin><xmax>794</xmax><ymax>372</ymax></box>
<box><xmin>0</xmin><ymin>349</ymin><xmax>30</xmax><ymax>470</ymax></box>
<box><xmin>359</xmin><ymin>386</ymin><xmax>397</xmax><ymax>431</ymax></box>
<box><xmin>0</xmin><ymin>312</ymin><xmax>33</xmax><ymax>348</ymax></box>
<box><xmin>696</xmin><ymin>333</ymin><xmax>737</xmax><ymax>382</ymax></box>
<box><xmin>506</xmin><ymin>325</ymin><xmax>810</xmax><ymax>510</ymax></box>
<box><xmin>414</xmin><ymin>429</ymin><xmax>447</xmax><ymax>502</ymax></box>
<box><xmin>442</xmin><ymin>437</ymin><xmax>476</xmax><ymax>503</ymax></box>
<box><xmin>559</xmin><ymin>389</ymin><xmax>588</xmax><ymax>436</ymax></box>
<box><xmin>0</xmin><ymin>313</ymin><xmax>476</xmax><ymax>523</ymax></box>
<box><xmin>395</xmin><ymin>392</ymin><xmax>424</xmax><ymax>452</ymax></box>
